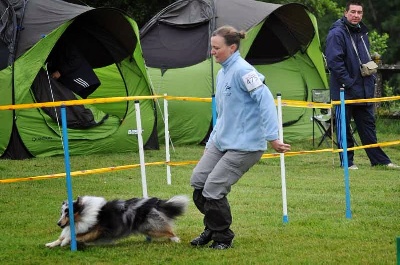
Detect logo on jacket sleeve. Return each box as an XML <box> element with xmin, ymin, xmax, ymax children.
<box><xmin>242</xmin><ymin>70</ymin><xmax>263</xmax><ymax>92</ymax></box>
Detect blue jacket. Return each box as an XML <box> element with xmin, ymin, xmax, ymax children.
<box><xmin>325</xmin><ymin>17</ymin><xmax>375</xmax><ymax>101</ymax></box>
<box><xmin>206</xmin><ymin>51</ymin><xmax>279</xmax><ymax>152</ymax></box>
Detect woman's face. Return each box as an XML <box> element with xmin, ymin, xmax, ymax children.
<box><xmin>210</xmin><ymin>35</ymin><xmax>236</xmax><ymax>63</ymax></box>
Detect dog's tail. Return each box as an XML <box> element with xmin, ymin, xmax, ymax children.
<box><xmin>158</xmin><ymin>195</ymin><xmax>189</xmax><ymax>219</ymax></box>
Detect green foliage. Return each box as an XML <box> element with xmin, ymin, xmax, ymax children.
<box><xmin>369</xmin><ymin>30</ymin><xmax>390</xmax><ymax>59</ymax></box>
<box><xmin>293</xmin><ymin>0</ymin><xmax>342</xmax><ymax>17</ymax></box>
<box><xmin>1</xmin><ymin>129</ymin><xmax>399</xmax><ymax>264</ymax></box>
<box><xmin>383</xmin><ymin>80</ymin><xmax>395</xmax><ymax>97</ymax></box>
<box><xmin>379</xmin><ymin>80</ymin><xmax>400</xmax><ymax>115</ymax></box>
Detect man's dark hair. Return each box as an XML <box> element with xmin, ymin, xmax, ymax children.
<box><xmin>346</xmin><ymin>1</ymin><xmax>363</xmax><ymax>11</ymax></box>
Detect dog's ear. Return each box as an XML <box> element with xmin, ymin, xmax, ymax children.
<box><xmin>76</xmin><ymin>196</ymin><xmax>83</xmax><ymax>205</ymax></box>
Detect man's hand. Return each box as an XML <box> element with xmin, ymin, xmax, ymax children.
<box><xmin>51</xmin><ymin>71</ymin><xmax>61</xmax><ymax>79</ymax></box>
<box><xmin>269</xmin><ymin>139</ymin><xmax>291</xmax><ymax>153</ymax></box>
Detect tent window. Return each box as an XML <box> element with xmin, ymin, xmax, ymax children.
<box><xmin>246</xmin><ymin>20</ymin><xmax>291</xmax><ymax>65</ymax></box>
<box><xmin>246</xmin><ymin>7</ymin><xmax>314</xmax><ymax>65</ymax></box>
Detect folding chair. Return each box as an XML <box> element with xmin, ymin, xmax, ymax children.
<box><xmin>311</xmin><ymin>89</ymin><xmax>358</xmax><ymax>148</ymax></box>
<box><xmin>312</xmin><ymin>89</ymin><xmax>335</xmax><ymax>147</ymax></box>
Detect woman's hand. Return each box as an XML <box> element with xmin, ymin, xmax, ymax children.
<box><xmin>269</xmin><ymin>139</ymin><xmax>291</xmax><ymax>153</ymax></box>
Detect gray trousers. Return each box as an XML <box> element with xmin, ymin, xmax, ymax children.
<box><xmin>190</xmin><ymin>143</ymin><xmax>263</xmax><ymax>242</ymax></box>
<box><xmin>190</xmin><ymin>143</ymin><xmax>264</xmax><ymax>199</ymax></box>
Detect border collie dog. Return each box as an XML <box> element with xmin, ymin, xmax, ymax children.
<box><xmin>45</xmin><ymin>195</ymin><xmax>189</xmax><ymax>248</ymax></box>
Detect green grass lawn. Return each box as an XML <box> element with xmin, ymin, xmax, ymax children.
<box><xmin>0</xmin><ymin>122</ymin><xmax>399</xmax><ymax>265</ymax></box>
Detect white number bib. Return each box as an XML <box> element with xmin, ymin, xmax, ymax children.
<box><xmin>242</xmin><ymin>70</ymin><xmax>263</xmax><ymax>92</ymax></box>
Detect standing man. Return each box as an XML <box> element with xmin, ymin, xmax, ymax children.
<box><xmin>325</xmin><ymin>1</ymin><xmax>399</xmax><ymax>169</ymax></box>
<box><xmin>189</xmin><ymin>25</ymin><xmax>291</xmax><ymax>250</ymax></box>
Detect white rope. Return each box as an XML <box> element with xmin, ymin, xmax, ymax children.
<box><xmin>44</xmin><ymin>64</ymin><xmax>65</xmax><ymax>150</ymax></box>
<box><xmin>0</xmin><ymin>6</ymin><xmax>10</xmax><ymax>21</ymax></box>
<box><xmin>146</xmin><ymin>68</ymin><xmax>175</xmax><ymax>151</ymax></box>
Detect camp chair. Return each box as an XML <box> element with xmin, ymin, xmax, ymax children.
<box><xmin>312</xmin><ymin>89</ymin><xmax>358</xmax><ymax>148</ymax></box>
<box><xmin>312</xmin><ymin>89</ymin><xmax>335</xmax><ymax>147</ymax></box>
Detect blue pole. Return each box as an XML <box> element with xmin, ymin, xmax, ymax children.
<box><xmin>61</xmin><ymin>106</ymin><xmax>77</xmax><ymax>251</ymax></box>
<box><xmin>212</xmin><ymin>94</ymin><xmax>216</xmax><ymax>126</ymax></box>
<box><xmin>339</xmin><ymin>88</ymin><xmax>352</xmax><ymax>219</ymax></box>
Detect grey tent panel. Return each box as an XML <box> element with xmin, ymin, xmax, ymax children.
<box><xmin>16</xmin><ymin>0</ymin><xmax>92</xmax><ymax>58</ymax></box>
<box><xmin>214</xmin><ymin>0</ymin><xmax>280</xmax><ymax>29</ymax></box>
<box><xmin>141</xmin><ymin>22</ymin><xmax>210</xmax><ymax>69</ymax></box>
<box><xmin>1</xmin><ymin>0</ymin><xmax>137</xmax><ymax>69</ymax></box>
<box><xmin>0</xmin><ymin>0</ymin><xmax>92</xmax><ymax>65</ymax></box>
<box><xmin>140</xmin><ymin>0</ymin><xmax>214</xmax><ymax>32</ymax></box>
<box><xmin>140</xmin><ymin>0</ymin><xmax>315</xmax><ymax>69</ymax></box>
<box><xmin>140</xmin><ymin>0</ymin><xmax>214</xmax><ymax>68</ymax></box>
<box><xmin>0</xmin><ymin>0</ymin><xmax>26</xmax><ymax>65</ymax></box>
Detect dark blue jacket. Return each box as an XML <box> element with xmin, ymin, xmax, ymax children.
<box><xmin>325</xmin><ymin>17</ymin><xmax>375</xmax><ymax>101</ymax></box>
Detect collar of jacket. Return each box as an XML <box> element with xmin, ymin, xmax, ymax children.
<box><xmin>221</xmin><ymin>51</ymin><xmax>240</xmax><ymax>72</ymax></box>
<box><xmin>340</xmin><ymin>16</ymin><xmax>368</xmax><ymax>34</ymax></box>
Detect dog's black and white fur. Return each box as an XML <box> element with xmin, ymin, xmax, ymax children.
<box><xmin>45</xmin><ymin>195</ymin><xmax>188</xmax><ymax>248</ymax></box>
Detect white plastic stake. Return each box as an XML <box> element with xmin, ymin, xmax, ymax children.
<box><xmin>277</xmin><ymin>93</ymin><xmax>288</xmax><ymax>223</ymax></box>
<box><xmin>164</xmin><ymin>94</ymin><xmax>171</xmax><ymax>185</ymax></box>
<box><xmin>134</xmin><ymin>100</ymin><xmax>148</xmax><ymax>198</ymax></box>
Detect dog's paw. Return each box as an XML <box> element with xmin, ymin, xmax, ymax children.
<box><xmin>45</xmin><ymin>240</ymin><xmax>61</xmax><ymax>248</ymax></box>
<box><xmin>170</xmin><ymin>236</ymin><xmax>180</xmax><ymax>243</ymax></box>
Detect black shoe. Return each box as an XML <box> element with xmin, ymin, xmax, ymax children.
<box><xmin>190</xmin><ymin>229</ymin><xmax>212</xmax><ymax>246</ymax></box>
<box><xmin>209</xmin><ymin>241</ymin><xmax>232</xmax><ymax>250</ymax></box>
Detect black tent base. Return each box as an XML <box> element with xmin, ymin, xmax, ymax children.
<box><xmin>144</xmin><ymin>119</ymin><xmax>160</xmax><ymax>150</ymax></box>
<box><xmin>1</xmin><ymin>123</ymin><xmax>33</xmax><ymax>160</ymax></box>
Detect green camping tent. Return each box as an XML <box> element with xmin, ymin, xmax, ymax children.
<box><xmin>140</xmin><ymin>0</ymin><xmax>328</xmax><ymax>145</ymax></box>
<box><xmin>0</xmin><ymin>0</ymin><xmax>158</xmax><ymax>159</ymax></box>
